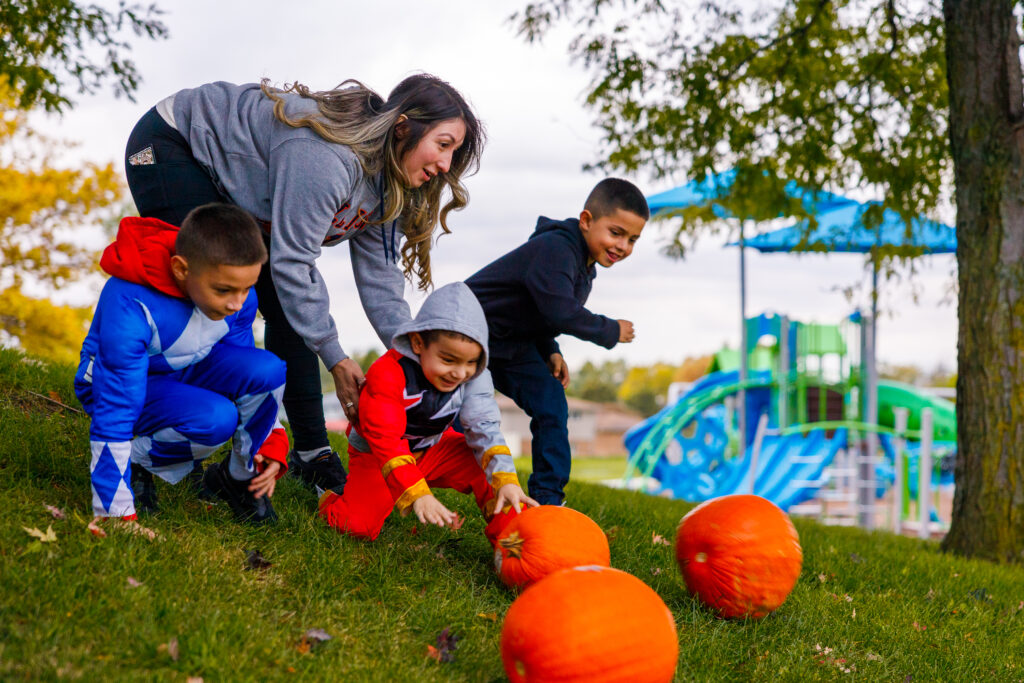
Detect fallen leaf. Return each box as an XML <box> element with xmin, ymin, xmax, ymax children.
<box><xmin>303</xmin><ymin>628</ymin><xmax>331</xmax><ymax>643</ymax></box>
<box><xmin>925</xmin><ymin>588</ymin><xmax>936</xmax><ymax>600</ymax></box>
<box><xmin>432</xmin><ymin>626</ymin><xmax>460</xmax><ymax>663</ymax></box>
<box><xmin>476</xmin><ymin>612</ymin><xmax>498</xmax><ymax>622</ymax></box>
<box><xmin>851</xmin><ymin>608</ymin><xmax>856</xmax><ymax>619</ymax></box>
<box><xmin>126</xmin><ymin>577</ymin><xmax>143</xmax><ymax>588</ymax></box>
<box><xmin>604</xmin><ymin>525</ymin><xmax>620</xmax><ymax>542</ymax></box>
<box><xmin>866</xmin><ymin>653</ymin><xmax>882</xmax><ymax>662</ymax></box>
<box><xmin>410</xmin><ymin>543</ymin><xmax>428</xmax><ymax>551</ymax></box>
<box><xmin>48</xmin><ymin>391</ymin><xmax>62</xmax><ymax>403</ymax></box>
<box><xmin>186</xmin><ymin>678</ymin><xmax>203</xmax><ymax>683</ymax></box>
<box><xmin>912</xmin><ymin>622</ymin><xmax>926</xmax><ymax>632</ymax></box>
<box><xmin>44</xmin><ymin>504</ymin><xmax>65</xmax><ymax>519</ymax></box>
<box><xmin>409</xmin><ymin>524</ymin><xmax>420</xmax><ymax>536</ymax></box>
<box><xmin>157</xmin><ymin>638</ymin><xmax>179</xmax><ymax>661</ymax></box>
<box><xmin>449</xmin><ymin>514</ymin><xmax>465</xmax><ymax>531</ymax></box>
<box><xmin>426</xmin><ymin>645</ymin><xmax>441</xmax><ymax>662</ymax></box>
<box><xmin>651</xmin><ymin>567</ymin><xmax>663</xmax><ymax>576</ymax></box>
<box><xmin>87</xmin><ymin>519</ymin><xmax>107</xmax><ymax>538</ymax></box>
<box><xmin>23</xmin><ymin>526</ymin><xmax>57</xmax><ymax>543</ymax></box>
<box><xmin>651</xmin><ymin>532</ymin><xmax>670</xmax><ymax>546</ymax></box>
<box><xmin>818</xmin><ymin>573</ymin><xmax>828</xmax><ymax>583</ymax></box>
<box><xmin>244</xmin><ymin>549</ymin><xmax>272</xmax><ymax>571</ymax></box>
<box><xmin>295</xmin><ymin>641</ymin><xmax>310</xmax><ymax>655</ymax></box>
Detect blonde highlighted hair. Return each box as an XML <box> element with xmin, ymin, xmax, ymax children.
<box><xmin>260</xmin><ymin>75</ymin><xmax>484</xmax><ymax>290</ymax></box>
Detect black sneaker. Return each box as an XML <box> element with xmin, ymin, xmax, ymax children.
<box><xmin>186</xmin><ymin>460</ymin><xmax>217</xmax><ymax>501</ymax></box>
<box><xmin>130</xmin><ymin>464</ymin><xmax>159</xmax><ymax>514</ymax></box>
<box><xmin>288</xmin><ymin>449</ymin><xmax>348</xmax><ymax>493</ymax></box>
<box><xmin>203</xmin><ymin>460</ymin><xmax>278</xmax><ymax>525</ymax></box>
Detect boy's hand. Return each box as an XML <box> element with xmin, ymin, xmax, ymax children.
<box><xmin>248</xmin><ymin>455</ymin><xmax>280</xmax><ymax>499</ymax></box>
<box><xmin>331</xmin><ymin>358</ymin><xmax>365</xmax><ymax>427</ymax></box>
<box><xmin>547</xmin><ymin>353</ymin><xmax>570</xmax><ymax>388</ymax></box>
<box><xmin>617</xmin><ymin>319</ymin><xmax>635</xmax><ymax>343</ymax></box>
<box><xmin>494</xmin><ymin>483</ymin><xmax>539</xmax><ymax>514</ymax></box>
<box><xmin>411</xmin><ymin>494</ymin><xmax>458</xmax><ymax>527</ymax></box>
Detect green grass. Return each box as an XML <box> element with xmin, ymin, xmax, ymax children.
<box><xmin>2</xmin><ymin>347</ymin><xmax>1024</xmax><ymax>681</ymax></box>
<box><xmin>514</xmin><ymin>455</ymin><xmax>628</xmax><ymax>483</ymax></box>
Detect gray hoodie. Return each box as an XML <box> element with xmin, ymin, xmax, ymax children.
<box><xmin>170</xmin><ymin>82</ymin><xmax>410</xmax><ymax>369</ymax></box>
<box><xmin>348</xmin><ymin>282</ymin><xmax>517</xmax><ymax>488</ymax></box>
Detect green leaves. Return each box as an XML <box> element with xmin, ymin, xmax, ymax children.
<box><xmin>512</xmin><ymin>0</ymin><xmax>951</xmax><ymax>251</ymax></box>
<box><xmin>0</xmin><ymin>0</ymin><xmax>169</xmax><ymax>112</ymax></box>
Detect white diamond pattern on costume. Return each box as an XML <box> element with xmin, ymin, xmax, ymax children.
<box><xmin>160</xmin><ymin>307</ymin><xmax>229</xmax><ymax>369</ymax></box>
<box><xmin>429</xmin><ymin>391</ymin><xmax>461</xmax><ymax>422</ymax></box>
<box><xmin>229</xmin><ymin>384</ymin><xmax>285</xmax><ymax>479</ymax></box>
<box><xmin>136</xmin><ymin>299</ymin><xmax>163</xmax><ymax>355</ymax></box>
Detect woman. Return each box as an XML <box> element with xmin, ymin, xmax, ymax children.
<box><xmin>124</xmin><ymin>75</ymin><xmax>484</xmax><ymax>493</ymax></box>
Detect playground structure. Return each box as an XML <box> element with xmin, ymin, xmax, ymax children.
<box><xmin>621</xmin><ymin>311</ymin><xmax>957</xmax><ymax>534</ymax></box>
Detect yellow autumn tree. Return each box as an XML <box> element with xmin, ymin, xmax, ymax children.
<box><xmin>617</xmin><ymin>363</ymin><xmax>678</xmax><ymax>417</ymax></box>
<box><xmin>0</xmin><ymin>80</ymin><xmax>122</xmax><ymax>364</ymax></box>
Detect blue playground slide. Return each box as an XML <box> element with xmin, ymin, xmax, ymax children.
<box><xmin>624</xmin><ymin>370</ymin><xmax>860</xmax><ymax>511</ymax></box>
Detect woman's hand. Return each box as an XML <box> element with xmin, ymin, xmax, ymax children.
<box><xmin>331</xmin><ymin>358</ymin><xmax>365</xmax><ymax>426</ymax></box>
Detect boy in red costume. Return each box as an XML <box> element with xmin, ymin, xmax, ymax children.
<box><xmin>318</xmin><ymin>282</ymin><xmax>536</xmax><ymax>541</ymax></box>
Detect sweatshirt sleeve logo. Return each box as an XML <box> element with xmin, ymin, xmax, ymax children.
<box><xmin>324</xmin><ymin>203</ymin><xmax>370</xmax><ymax>245</ymax></box>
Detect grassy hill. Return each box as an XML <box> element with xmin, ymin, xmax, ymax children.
<box><xmin>1</xmin><ymin>347</ymin><xmax>1023</xmax><ymax>681</ymax></box>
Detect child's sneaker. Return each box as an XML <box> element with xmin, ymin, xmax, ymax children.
<box><xmin>130</xmin><ymin>464</ymin><xmax>159</xmax><ymax>514</ymax></box>
<box><xmin>288</xmin><ymin>449</ymin><xmax>348</xmax><ymax>493</ymax></box>
<box><xmin>203</xmin><ymin>460</ymin><xmax>278</xmax><ymax>525</ymax></box>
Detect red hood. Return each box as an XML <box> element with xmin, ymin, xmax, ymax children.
<box><xmin>100</xmin><ymin>216</ymin><xmax>184</xmax><ymax>299</ymax></box>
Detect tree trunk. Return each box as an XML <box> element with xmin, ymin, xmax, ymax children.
<box><xmin>942</xmin><ymin>0</ymin><xmax>1024</xmax><ymax>562</ymax></box>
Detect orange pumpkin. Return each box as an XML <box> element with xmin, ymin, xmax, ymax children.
<box><xmin>675</xmin><ymin>494</ymin><xmax>802</xmax><ymax>619</ymax></box>
<box><xmin>501</xmin><ymin>566</ymin><xmax>678</xmax><ymax>682</ymax></box>
<box><xmin>493</xmin><ymin>505</ymin><xmax>610</xmax><ymax>589</ymax></box>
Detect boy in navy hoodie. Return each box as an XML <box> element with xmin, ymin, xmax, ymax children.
<box><xmin>75</xmin><ymin>203</ymin><xmax>289</xmax><ymax>529</ymax></box>
<box><xmin>465</xmin><ymin>178</ymin><xmax>649</xmax><ymax>505</ymax></box>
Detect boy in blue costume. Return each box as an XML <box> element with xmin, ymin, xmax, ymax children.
<box><xmin>466</xmin><ymin>178</ymin><xmax>648</xmax><ymax>505</ymax></box>
<box><xmin>76</xmin><ymin>204</ymin><xmax>289</xmax><ymax>527</ymax></box>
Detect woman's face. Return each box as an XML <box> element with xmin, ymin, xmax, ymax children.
<box><xmin>399</xmin><ymin>117</ymin><xmax>467</xmax><ymax>188</ymax></box>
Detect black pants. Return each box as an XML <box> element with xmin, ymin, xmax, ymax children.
<box><xmin>124</xmin><ymin>108</ymin><xmax>330</xmax><ymax>452</ymax></box>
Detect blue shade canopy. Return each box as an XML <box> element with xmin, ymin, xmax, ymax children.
<box><xmin>646</xmin><ymin>168</ymin><xmax>858</xmax><ymax>219</ymax></box>
<box><xmin>740</xmin><ymin>202</ymin><xmax>957</xmax><ymax>254</ymax></box>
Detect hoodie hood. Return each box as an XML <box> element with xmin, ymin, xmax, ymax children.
<box><xmin>391</xmin><ymin>282</ymin><xmax>490</xmax><ymax>380</ymax></box>
<box><xmin>528</xmin><ymin>215</ymin><xmax>579</xmax><ymax>241</ymax></box>
<box><xmin>100</xmin><ymin>216</ymin><xmax>184</xmax><ymax>298</ymax></box>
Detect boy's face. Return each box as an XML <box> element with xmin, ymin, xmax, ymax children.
<box><xmin>408</xmin><ymin>332</ymin><xmax>482</xmax><ymax>392</ymax></box>
<box><xmin>579</xmin><ymin>207</ymin><xmax>646</xmax><ymax>268</ymax></box>
<box><xmin>171</xmin><ymin>256</ymin><xmax>261</xmax><ymax>320</ymax></box>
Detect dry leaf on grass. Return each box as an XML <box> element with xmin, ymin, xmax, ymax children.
<box><xmin>244</xmin><ymin>549</ymin><xmax>272</xmax><ymax>571</ymax></box>
<box><xmin>126</xmin><ymin>577</ymin><xmax>143</xmax><ymax>588</ymax></box>
<box><xmin>23</xmin><ymin>526</ymin><xmax>57</xmax><ymax>542</ymax></box>
<box><xmin>157</xmin><ymin>638</ymin><xmax>179</xmax><ymax>661</ymax></box>
<box><xmin>449</xmin><ymin>514</ymin><xmax>465</xmax><ymax>531</ymax></box>
<box><xmin>44</xmin><ymin>504</ymin><xmax>65</xmax><ymax>519</ymax></box>
<box><xmin>651</xmin><ymin>532</ymin><xmax>671</xmax><ymax>546</ymax></box>
<box><xmin>476</xmin><ymin>612</ymin><xmax>498</xmax><ymax>622</ymax></box>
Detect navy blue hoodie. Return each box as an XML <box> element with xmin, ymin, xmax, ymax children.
<box><xmin>466</xmin><ymin>216</ymin><xmax>620</xmax><ymax>360</ymax></box>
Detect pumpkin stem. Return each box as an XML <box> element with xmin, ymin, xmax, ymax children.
<box><xmin>499</xmin><ymin>531</ymin><xmax>525</xmax><ymax>559</ymax></box>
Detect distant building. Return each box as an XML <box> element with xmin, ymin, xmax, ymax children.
<box><xmin>495</xmin><ymin>394</ymin><xmax>643</xmax><ymax>459</ymax></box>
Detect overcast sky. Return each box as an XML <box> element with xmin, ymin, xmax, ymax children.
<box><xmin>36</xmin><ymin>0</ymin><xmax>958</xmax><ymax>373</ymax></box>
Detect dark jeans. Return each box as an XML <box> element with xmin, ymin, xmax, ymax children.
<box><xmin>490</xmin><ymin>350</ymin><xmax>571</xmax><ymax>505</ymax></box>
<box><xmin>124</xmin><ymin>107</ymin><xmax>330</xmax><ymax>452</ymax></box>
